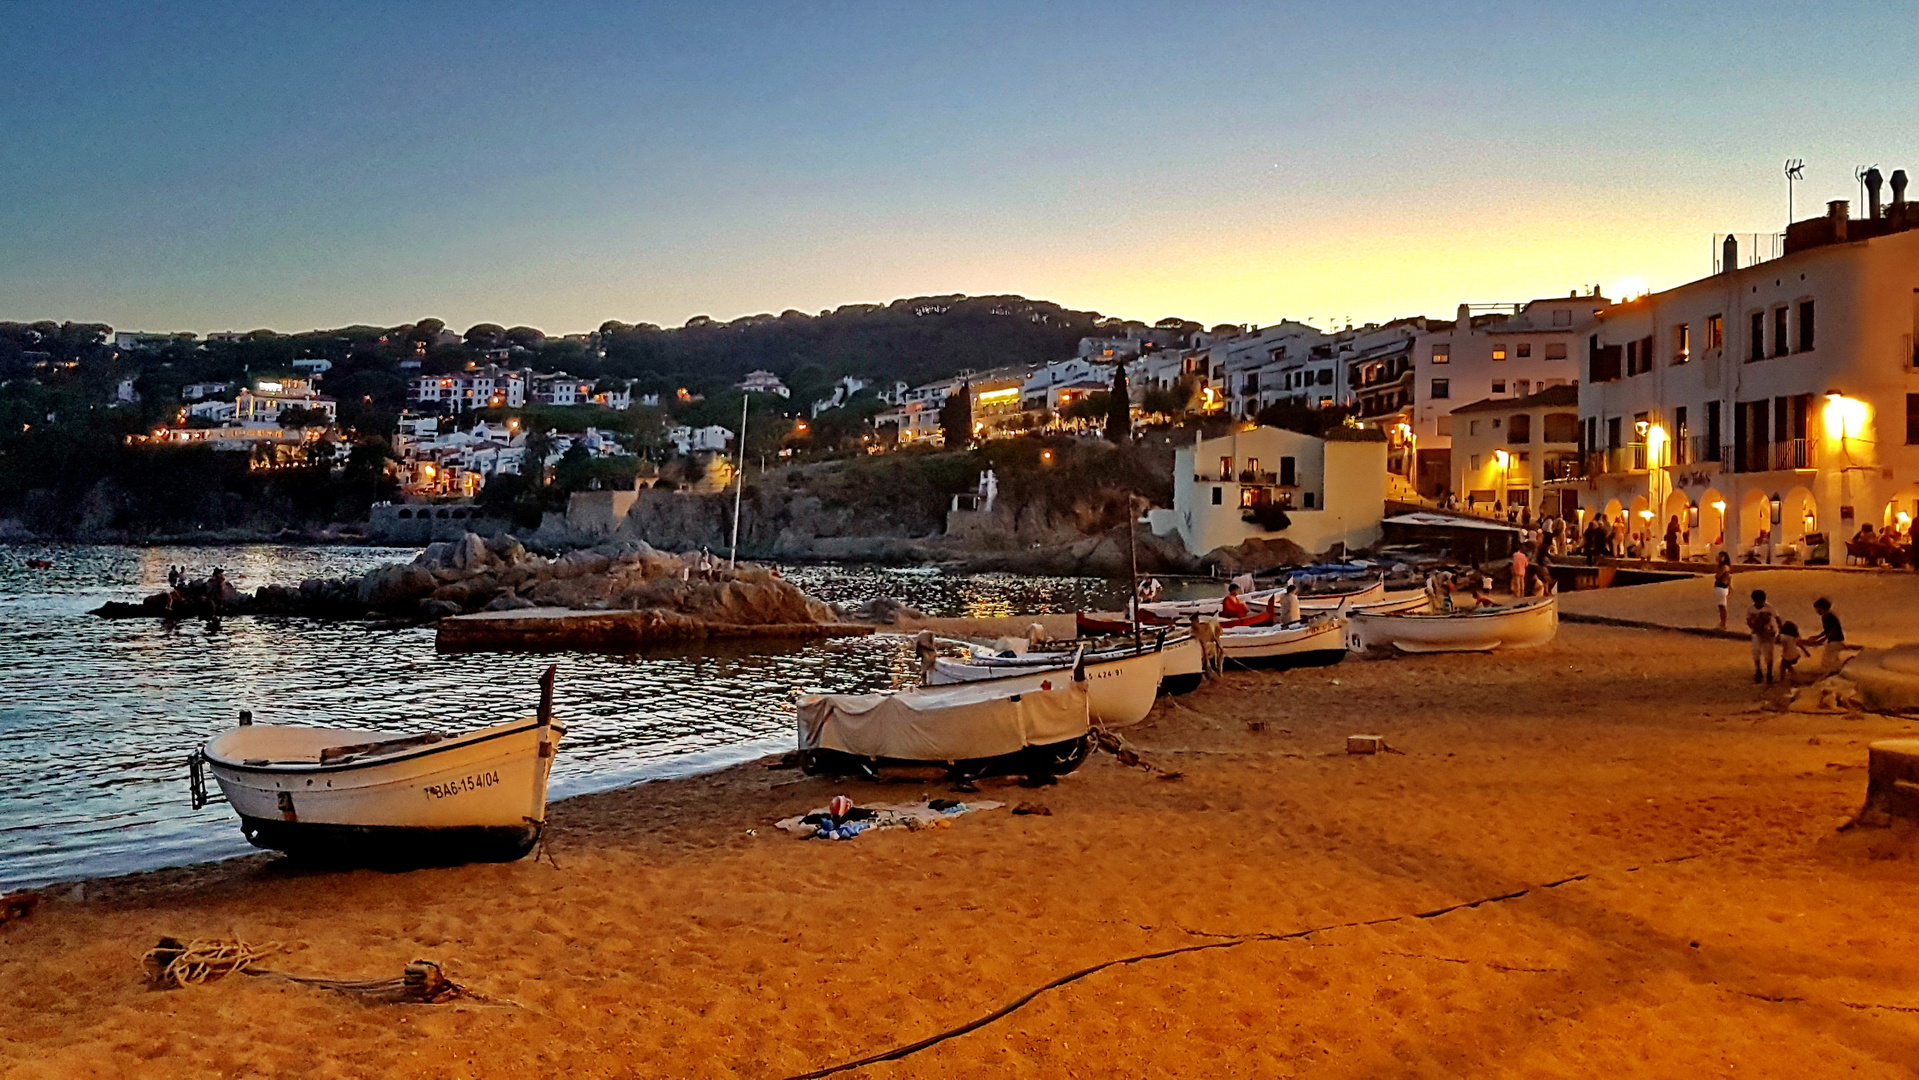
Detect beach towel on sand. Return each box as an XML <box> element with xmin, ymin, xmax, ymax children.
<box><xmin>774</xmin><ymin>800</ymin><xmax>1004</xmax><ymax>840</ymax></box>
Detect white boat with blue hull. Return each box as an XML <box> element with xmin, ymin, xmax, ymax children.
<box><xmin>193</xmin><ymin>668</ymin><xmax>564</xmax><ymax>866</ymax></box>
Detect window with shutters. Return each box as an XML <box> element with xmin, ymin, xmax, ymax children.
<box><xmin>1430</xmin><ymin>378</ymin><xmax>1450</xmax><ymax>399</ymax></box>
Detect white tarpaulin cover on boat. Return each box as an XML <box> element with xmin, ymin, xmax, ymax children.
<box><xmin>797</xmin><ymin>676</ymin><xmax>1089</xmax><ymax>761</ymax></box>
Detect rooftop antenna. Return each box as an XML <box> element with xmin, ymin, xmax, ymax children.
<box><xmin>1784</xmin><ymin>158</ymin><xmax>1804</xmax><ymax>223</ymax></box>
<box><xmin>1855</xmin><ymin>164</ymin><xmax>1877</xmax><ymax>219</ymax></box>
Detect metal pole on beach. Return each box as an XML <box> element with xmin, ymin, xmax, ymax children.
<box><xmin>729</xmin><ymin>393</ymin><xmax>747</xmax><ymax>571</ymax></box>
<box><xmin>1129</xmin><ymin>495</ymin><xmax>1142</xmax><ymax>652</ymax></box>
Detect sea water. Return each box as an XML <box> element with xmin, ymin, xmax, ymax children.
<box><xmin>0</xmin><ymin>545</ymin><xmax>1125</xmax><ymax>890</ymax></box>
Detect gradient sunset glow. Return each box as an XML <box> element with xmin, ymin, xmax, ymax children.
<box><xmin>4</xmin><ymin>1</ymin><xmax>1916</xmax><ymax>332</ymax></box>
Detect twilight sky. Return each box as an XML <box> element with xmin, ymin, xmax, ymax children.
<box><xmin>4</xmin><ymin>0</ymin><xmax>1917</xmax><ymax>335</ymax></box>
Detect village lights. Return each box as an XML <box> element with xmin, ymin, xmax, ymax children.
<box><xmin>1041</xmin><ymin>449</ymin><xmax>1054</xmax><ymax>462</ymax></box>
<box><xmin>1712</xmin><ymin>499</ymin><xmax>1727</xmax><ymax>515</ymax></box>
<box><xmin>1769</xmin><ymin>493</ymin><xmax>1783</xmax><ymax>526</ymax></box>
<box><xmin>1493</xmin><ymin>448</ymin><xmax>1509</xmax><ymax>466</ymax></box>
<box><xmin>1822</xmin><ymin>391</ymin><xmax>1867</xmax><ymax>440</ymax></box>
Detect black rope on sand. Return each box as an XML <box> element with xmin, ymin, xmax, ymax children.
<box><xmin>782</xmin><ymin>855</ymin><xmax>1700</xmax><ymax>1079</ymax></box>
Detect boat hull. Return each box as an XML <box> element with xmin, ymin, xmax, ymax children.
<box><xmin>205</xmin><ymin>719</ymin><xmax>561</xmax><ymax>863</ymax></box>
<box><xmin>1221</xmin><ymin>617</ymin><xmax>1349</xmax><ymax>668</ymax></box>
<box><xmin>802</xmin><ymin>734</ymin><xmax>1093</xmax><ymax>781</ymax></box>
<box><xmin>1347</xmin><ymin>596</ymin><xmax>1558</xmax><ymax>654</ymax></box>
<box><xmin>234</xmin><ymin>818</ymin><xmax>542</xmax><ymax>865</ymax></box>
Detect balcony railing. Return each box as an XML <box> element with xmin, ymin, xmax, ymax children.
<box><xmin>1726</xmin><ymin>439</ymin><xmax>1814</xmax><ymax>473</ymax></box>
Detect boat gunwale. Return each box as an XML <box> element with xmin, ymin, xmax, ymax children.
<box><xmin>1349</xmin><ymin>597</ymin><xmax>1556</xmax><ymax>622</ymax></box>
<box><xmin>205</xmin><ymin>719</ymin><xmax>566</xmax><ymax>775</ymax></box>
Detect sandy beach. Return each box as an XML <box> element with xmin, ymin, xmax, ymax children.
<box><xmin>5</xmin><ymin>622</ymin><xmax>1918</xmax><ymax>1079</ymax></box>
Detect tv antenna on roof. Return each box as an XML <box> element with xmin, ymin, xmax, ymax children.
<box><xmin>1855</xmin><ymin>163</ymin><xmax>1877</xmax><ymax>218</ymax></box>
<box><xmin>1783</xmin><ymin>158</ymin><xmax>1804</xmax><ymax>222</ymax></box>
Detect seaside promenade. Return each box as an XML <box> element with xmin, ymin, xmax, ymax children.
<box><xmin>1560</xmin><ymin>568</ymin><xmax>1919</xmax><ymax>647</ymax></box>
<box><xmin>3</xmin><ymin>621</ymin><xmax>1915</xmax><ymax>1077</ymax></box>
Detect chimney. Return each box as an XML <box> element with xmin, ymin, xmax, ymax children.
<box><xmin>1456</xmin><ymin>303</ymin><xmax>1470</xmax><ymax>332</ymax></box>
<box><xmin>1893</xmin><ymin>169</ymin><xmax>1910</xmax><ymax>204</ymax></box>
<box><xmin>1828</xmin><ymin>200</ymin><xmax>1850</xmax><ymax>242</ymax></box>
<box><xmin>1721</xmin><ymin>233</ymin><xmax>1739</xmax><ymax>273</ymax></box>
<box><xmin>1866</xmin><ymin>167</ymin><xmax>1885</xmax><ymax>219</ymax></box>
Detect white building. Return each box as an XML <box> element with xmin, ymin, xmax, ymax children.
<box><xmin>738</xmin><ymin>370</ymin><xmax>791</xmax><ymax>398</ymax></box>
<box><xmin>1212</xmin><ymin>322</ymin><xmax>1333</xmax><ymax>420</ymax></box>
<box><xmin>234</xmin><ymin>377</ymin><xmax>337</xmax><ymax>425</ymax></box>
<box><xmin>1564</xmin><ymin>194</ymin><xmax>1919</xmax><ymax>563</ymax></box>
<box><xmin>810</xmin><ymin>375</ymin><xmax>868</xmax><ymax>416</ymax></box>
<box><xmin>291</xmin><ymin>358</ymin><xmax>332</xmax><ymax>375</ymax></box>
<box><xmin>667</xmin><ymin>424</ymin><xmax>734</xmax><ymax>455</ymax></box>
<box><xmin>408</xmin><ymin>365</ymin><xmax>528</xmax><ymax>409</ymax></box>
<box><xmin>1350</xmin><ymin>296</ymin><xmax>1605</xmax><ymax>497</ymax></box>
<box><xmin>533</xmin><ymin>373</ymin><xmax>595</xmax><ymax>407</ymax></box>
<box><xmin>182</xmin><ymin>381</ymin><xmax>232</xmax><ymax>401</ymax></box>
<box><xmin>1151</xmin><ymin>425</ymin><xmax>1389</xmax><ymax>558</ymax></box>
<box><xmin>186</xmin><ymin>399</ymin><xmax>236</xmax><ymax>423</ymax></box>
<box><xmin>593</xmin><ymin>384</ymin><xmax>633</xmax><ymax>411</ymax></box>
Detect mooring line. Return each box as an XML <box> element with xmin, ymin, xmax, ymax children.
<box><xmin>783</xmin><ymin>854</ymin><xmax>1700</xmax><ymax>1078</ymax></box>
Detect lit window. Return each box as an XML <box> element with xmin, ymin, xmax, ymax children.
<box><xmin>1431</xmin><ymin>345</ymin><xmax>1450</xmax><ymax>364</ymax></box>
<box><xmin>1492</xmin><ymin>345</ymin><xmax>1507</xmax><ymax>361</ymax></box>
<box><xmin>1673</xmin><ymin>323</ymin><xmax>1691</xmax><ymax>364</ymax></box>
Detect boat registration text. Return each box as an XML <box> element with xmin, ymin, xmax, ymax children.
<box><xmin>423</xmin><ymin>771</ymin><xmax>501</xmax><ymax>800</ymax></box>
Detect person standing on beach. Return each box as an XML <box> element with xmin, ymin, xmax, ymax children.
<box><xmin>1804</xmin><ymin>597</ymin><xmax>1847</xmax><ymax>673</ymax></box>
<box><xmin>1745</xmin><ymin>589</ymin><xmax>1780</xmax><ymax>684</ymax></box>
<box><xmin>1510</xmin><ymin>545</ymin><xmax>1529</xmax><ymax>597</ymax></box>
<box><xmin>1664</xmin><ymin>515</ymin><xmax>1682</xmax><ymax>561</ymax></box>
<box><xmin>1713</xmin><ymin>553</ymin><xmax>1732</xmax><ymax>629</ymax></box>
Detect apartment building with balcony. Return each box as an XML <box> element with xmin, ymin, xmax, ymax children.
<box><xmin>1449</xmin><ymin>384</ymin><xmax>1582</xmax><ymax>517</ymax></box>
<box><xmin>1347</xmin><ymin>296</ymin><xmax>1602</xmax><ymax>498</ymax></box>
<box><xmin>1151</xmin><ymin>424</ymin><xmax>1388</xmax><ymax>558</ymax></box>
<box><xmin>1567</xmin><ymin>188</ymin><xmax>1919</xmax><ymax>563</ymax></box>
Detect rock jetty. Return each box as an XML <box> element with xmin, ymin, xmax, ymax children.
<box><xmin>90</xmin><ymin>533</ymin><xmax>867</xmax><ymax>650</ymax></box>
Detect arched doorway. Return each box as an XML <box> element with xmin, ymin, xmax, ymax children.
<box><xmin>1739</xmin><ymin>489</ymin><xmax>1771</xmax><ymax>559</ymax></box>
<box><xmin>1698</xmin><ymin>487</ymin><xmax>1727</xmax><ymax>552</ymax></box>
<box><xmin>1662</xmin><ymin>490</ymin><xmax>1693</xmax><ymax>559</ymax></box>
<box><xmin>1781</xmin><ymin>486</ymin><xmax>1818</xmax><ymax>561</ymax></box>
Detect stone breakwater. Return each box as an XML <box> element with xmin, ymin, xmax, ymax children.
<box><xmin>89</xmin><ymin>533</ymin><xmax>852</xmax><ymax>638</ymax></box>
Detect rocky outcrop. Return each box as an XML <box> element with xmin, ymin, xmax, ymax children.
<box><xmin>92</xmin><ymin>532</ymin><xmax>848</xmax><ymax>634</ymax></box>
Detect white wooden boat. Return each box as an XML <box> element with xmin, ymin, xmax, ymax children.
<box><xmin>925</xmin><ymin>638</ymin><xmax>1179</xmax><ymax>726</ymax></box>
<box><xmin>1220</xmin><ymin>614</ymin><xmax>1349</xmax><ymax>667</ymax></box>
<box><xmin>1139</xmin><ymin>578</ymin><xmax>1384</xmax><ymax>620</ymax></box>
<box><xmin>193</xmin><ymin>668</ymin><xmax>564</xmax><ymax>865</ymax></box>
<box><xmin>798</xmin><ymin>665</ymin><xmax>1092</xmax><ymax>779</ymax></box>
<box><xmin>1346</xmin><ymin>595</ymin><xmax>1558</xmax><ymax>654</ymax></box>
<box><xmin>1345</xmin><ymin>591</ymin><xmax>1432</xmax><ymax>617</ymax></box>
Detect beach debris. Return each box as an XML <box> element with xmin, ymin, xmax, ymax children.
<box><xmin>774</xmin><ymin>798</ymin><xmax>1003</xmax><ymax>839</ymax></box>
<box><xmin>1</xmin><ymin>892</ymin><xmax>38</xmax><ymax>927</ymax></box>
<box><xmin>1348</xmin><ymin>734</ymin><xmax>1384</xmax><ymax>755</ymax></box>
<box><xmin>1012</xmin><ymin>803</ymin><xmax>1052</xmax><ymax>816</ymax></box>
<box><xmin>143</xmin><ymin>936</ymin><xmax>467</xmax><ymax>1003</ymax></box>
<box><xmin>1786</xmin><ymin>674</ymin><xmax>1863</xmax><ymax>714</ymax></box>
<box><xmin>1246</xmin><ymin>720</ymin><xmax>1268</xmax><ymax>733</ymax></box>
<box><xmin>1843</xmin><ymin>739</ymin><xmax>1919</xmax><ymax>830</ymax></box>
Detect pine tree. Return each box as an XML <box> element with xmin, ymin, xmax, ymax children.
<box><xmin>940</xmin><ymin>381</ymin><xmax>973</xmax><ymax>449</ymax></box>
<box><xmin>1104</xmin><ymin>361</ymin><xmax>1130</xmax><ymax>443</ymax></box>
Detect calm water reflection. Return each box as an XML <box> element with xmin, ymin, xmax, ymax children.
<box><xmin>0</xmin><ymin>544</ymin><xmax>1124</xmax><ymax>889</ymax></box>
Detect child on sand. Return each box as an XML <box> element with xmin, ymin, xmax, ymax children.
<box><xmin>1777</xmin><ymin>621</ymin><xmax>1806</xmax><ymax>682</ymax></box>
<box><xmin>1746</xmin><ymin>589</ymin><xmax>1780</xmax><ymax>685</ymax></box>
